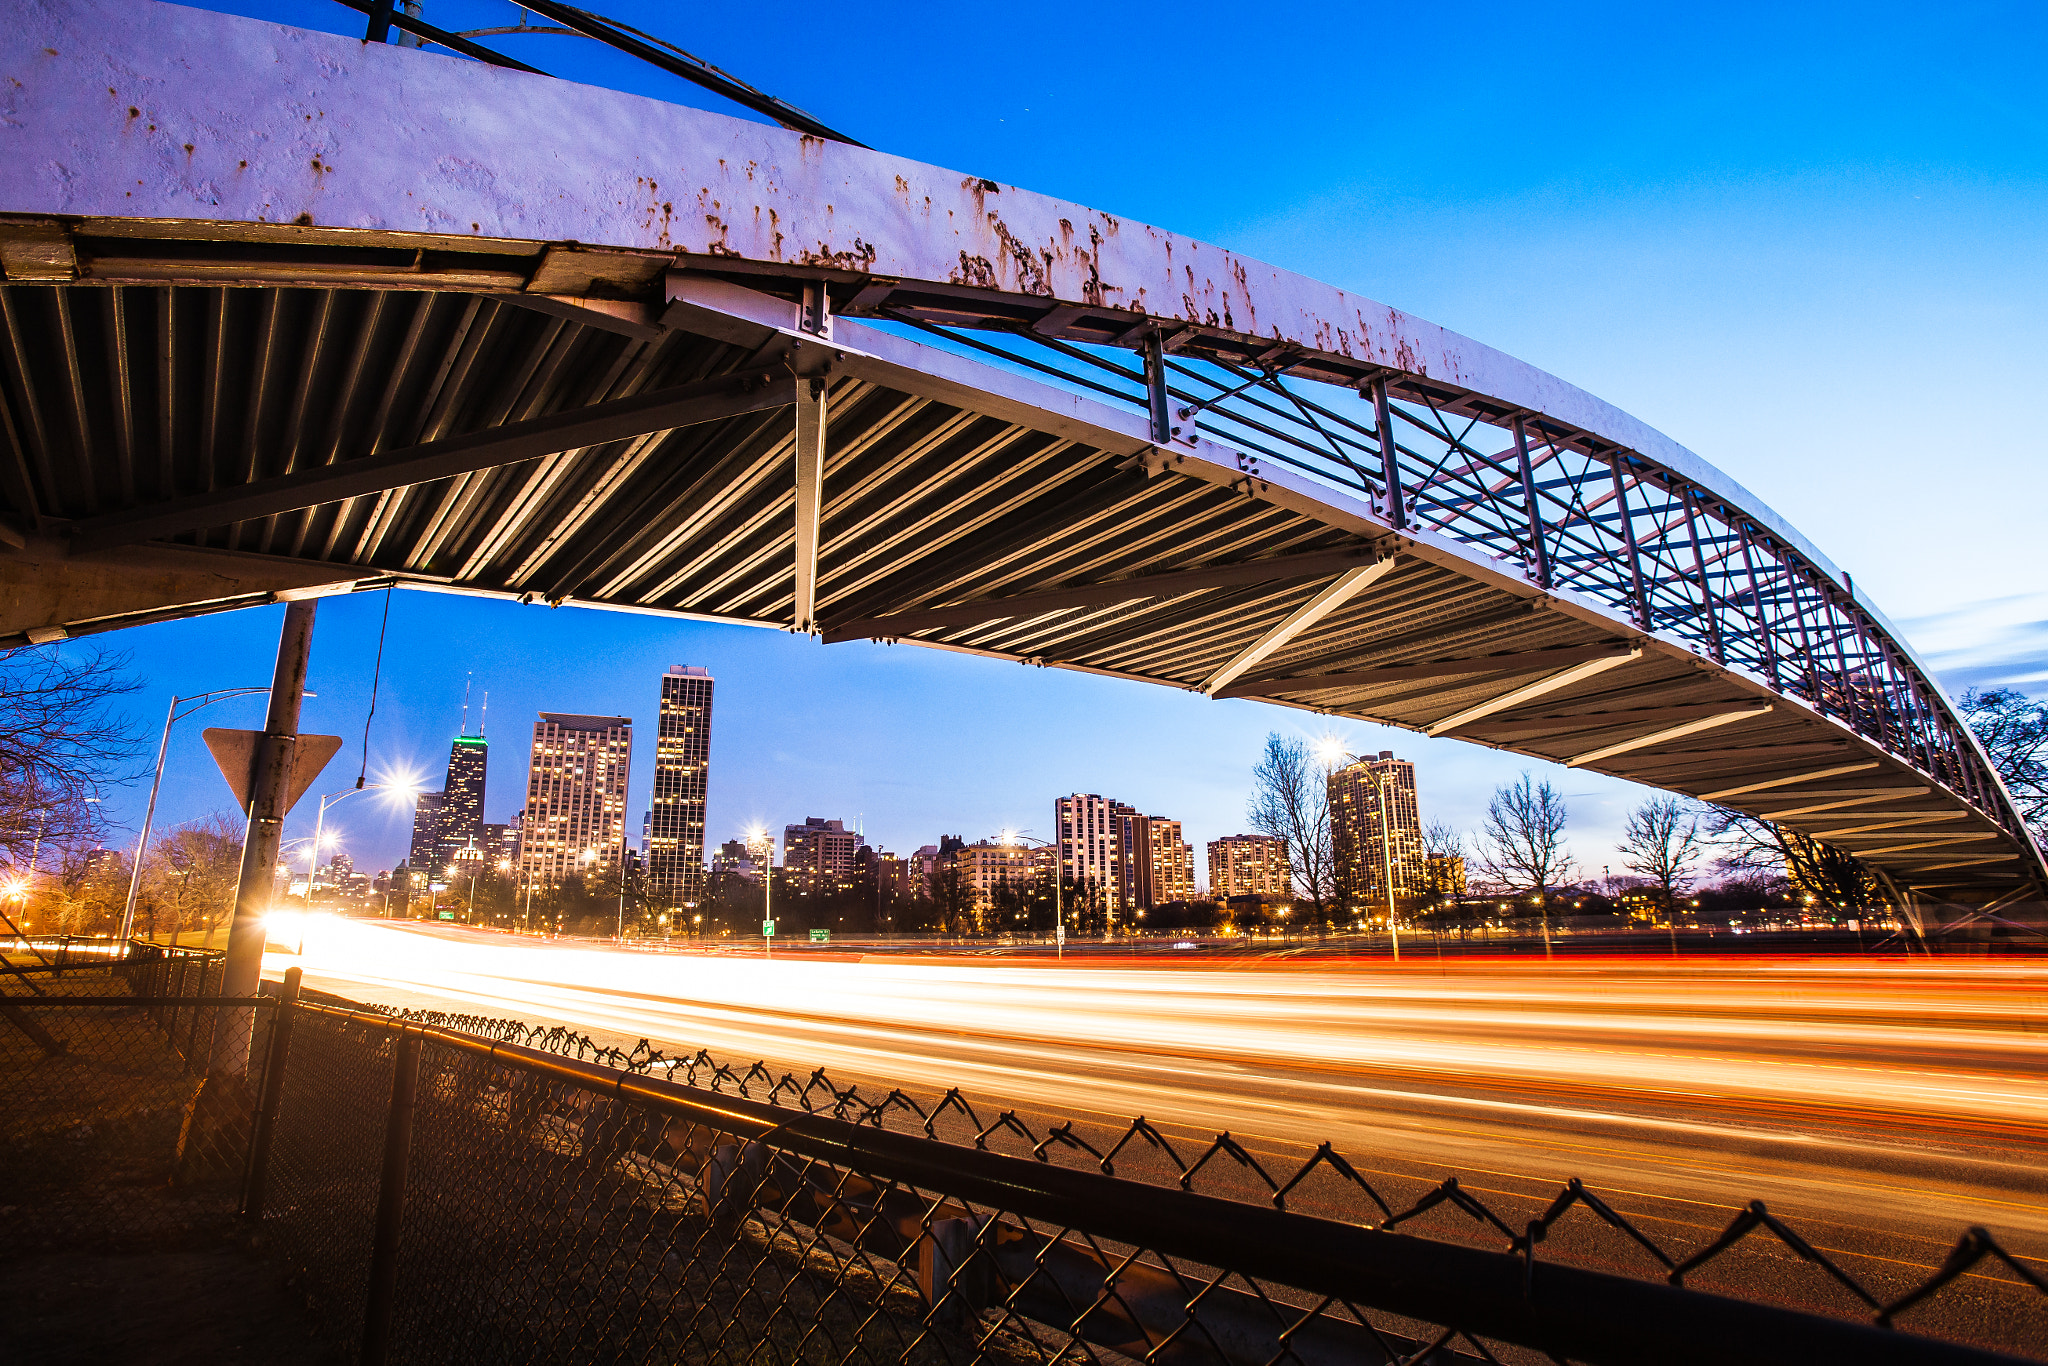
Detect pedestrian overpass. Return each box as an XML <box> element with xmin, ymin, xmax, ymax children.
<box><xmin>0</xmin><ymin>0</ymin><xmax>2038</xmax><ymax>910</ymax></box>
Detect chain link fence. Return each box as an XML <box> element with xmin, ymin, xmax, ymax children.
<box><xmin>250</xmin><ymin>996</ymin><xmax>2045</xmax><ymax>1366</ymax></box>
<box><xmin>5</xmin><ymin>951</ymin><xmax>2044</xmax><ymax>1364</ymax></box>
<box><xmin>0</xmin><ymin>943</ymin><xmax>272</xmax><ymax>1251</ymax></box>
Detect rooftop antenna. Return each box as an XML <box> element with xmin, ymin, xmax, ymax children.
<box><xmin>460</xmin><ymin>673</ymin><xmax>473</xmax><ymax>736</ymax></box>
<box><xmin>480</xmin><ymin>691</ymin><xmax>489</xmax><ymax>738</ymax></box>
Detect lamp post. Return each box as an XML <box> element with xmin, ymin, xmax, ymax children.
<box><xmin>118</xmin><ymin>686</ymin><xmax>298</xmax><ymax>944</ymax></box>
<box><xmin>303</xmin><ymin>782</ymin><xmax>416</xmax><ymax>915</ymax></box>
<box><xmin>1005</xmin><ymin>831</ymin><xmax>1062</xmax><ymax>958</ymax></box>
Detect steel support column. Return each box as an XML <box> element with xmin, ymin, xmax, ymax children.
<box><xmin>214</xmin><ymin>599</ymin><xmax>315</xmax><ymax>1077</ymax></box>
<box><xmin>1371</xmin><ymin>378</ymin><xmax>1406</xmax><ymax>531</ymax></box>
<box><xmin>1512</xmin><ymin>417</ymin><xmax>1550</xmax><ymax>589</ymax></box>
<box><xmin>792</xmin><ymin>373</ymin><xmax>828</xmax><ymax>633</ymax></box>
<box><xmin>1142</xmin><ymin>332</ymin><xmax>1172</xmax><ymax>446</ymax></box>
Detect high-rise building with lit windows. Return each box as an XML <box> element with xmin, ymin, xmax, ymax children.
<box><xmin>1056</xmin><ymin>794</ymin><xmax>1136</xmax><ymax>904</ymax></box>
<box><xmin>1125</xmin><ymin>815</ymin><xmax>1196</xmax><ymax>908</ymax></box>
<box><xmin>442</xmin><ymin>736</ymin><xmax>488</xmax><ymax>850</ymax></box>
<box><xmin>1329</xmin><ymin>750</ymin><xmax>1425</xmax><ymax>908</ymax></box>
<box><xmin>782</xmin><ymin>817</ymin><xmax>863</xmax><ymax>896</ymax></box>
<box><xmin>647</xmin><ymin>666</ymin><xmax>714</xmax><ymax>908</ymax></box>
<box><xmin>1208</xmin><ymin>834</ymin><xmax>1291</xmax><ymax>899</ymax></box>
<box><xmin>518</xmin><ymin>713</ymin><xmax>632</xmax><ymax>891</ymax></box>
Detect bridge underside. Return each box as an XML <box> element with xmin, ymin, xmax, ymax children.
<box><xmin>0</xmin><ymin>264</ymin><xmax>2031</xmax><ymax>909</ymax></box>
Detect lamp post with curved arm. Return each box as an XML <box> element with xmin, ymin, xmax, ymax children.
<box><xmin>1003</xmin><ymin>831</ymin><xmax>1063</xmax><ymax>958</ymax></box>
<box><xmin>118</xmin><ymin>686</ymin><xmax>310</xmax><ymax>944</ymax></box>
<box><xmin>303</xmin><ymin>782</ymin><xmax>417</xmax><ymax>910</ymax></box>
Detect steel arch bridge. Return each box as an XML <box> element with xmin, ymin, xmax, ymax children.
<box><xmin>0</xmin><ymin>0</ymin><xmax>2038</xmax><ymax>908</ymax></box>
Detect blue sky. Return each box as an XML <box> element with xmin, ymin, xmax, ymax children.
<box><xmin>101</xmin><ymin>0</ymin><xmax>2048</xmax><ymax>876</ymax></box>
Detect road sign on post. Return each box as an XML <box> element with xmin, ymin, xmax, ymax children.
<box><xmin>203</xmin><ymin>728</ymin><xmax>344</xmax><ymax>816</ymax></box>
<box><xmin>809</xmin><ymin>928</ymin><xmax>830</xmax><ymax>943</ymax></box>
<box><xmin>761</xmin><ymin>919</ymin><xmax>775</xmax><ymax>936</ymax></box>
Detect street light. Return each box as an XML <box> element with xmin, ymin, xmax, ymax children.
<box><xmin>303</xmin><ymin>781</ymin><xmax>419</xmax><ymax>914</ymax></box>
<box><xmin>118</xmin><ymin>686</ymin><xmax>310</xmax><ymax>943</ymax></box>
<box><xmin>1006</xmin><ymin>831</ymin><xmax>1063</xmax><ymax>958</ymax></box>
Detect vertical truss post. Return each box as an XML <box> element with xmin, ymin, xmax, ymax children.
<box><xmin>1785</xmin><ymin>567</ymin><xmax>1828</xmax><ymax>717</ymax></box>
<box><xmin>1370</xmin><ymin>377</ymin><xmax>1407</xmax><ymax>531</ymax></box>
<box><xmin>792</xmin><ymin>372</ymin><xmax>828</xmax><ymax>634</ymax></box>
<box><xmin>1736</xmin><ymin>528</ymin><xmax>1780</xmax><ymax>689</ymax></box>
<box><xmin>1607</xmin><ymin>456</ymin><xmax>1650</xmax><ymax>628</ymax></box>
<box><xmin>1680</xmin><ymin>491</ymin><xmax>1724</xmax><ymax>662</ymax></box>
<box><xmin>1820</xmin><ymin>591</ymin><xmax>1862</xmax><ymax>734</ymax></box>
<box><xmin>1141</xmin><ymin>331</ymin><xmax>1172</xmax><ymax>447</ymax></box>
<box><xmin>1512</xmin><ymin>417</ymin><xmax>1551</xmax><ymax>589</ymax></box>
<box><xmin>364</xmin><ymin>0</ymin><xmax>395</xmax><ymax>42</ymax></box>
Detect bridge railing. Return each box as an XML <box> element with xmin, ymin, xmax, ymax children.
<box><xmin>865</xmin><ymin>310</ymin><xmax>2022</xmax><ymax>854</ymax></box>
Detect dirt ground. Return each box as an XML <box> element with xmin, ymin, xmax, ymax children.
<box><xmin>4</xmin><ymin>1237</ymin><xmax>342</xmax><ymax>1365</ymax></box>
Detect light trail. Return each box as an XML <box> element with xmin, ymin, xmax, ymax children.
<box><xmin>267</xmin><ymin>917</ymin><xmax>2048</xmax><ymax>1347</ymax></box>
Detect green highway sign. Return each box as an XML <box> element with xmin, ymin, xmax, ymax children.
<box><xmin>809</xmin><ymin>928</ymin><xmax>830</xmax><ymax>943</ymax></box>
<box><xmin>761</xmin><ymin>919</ymin><xmax>776</xmax><ymax>936</ymax></box>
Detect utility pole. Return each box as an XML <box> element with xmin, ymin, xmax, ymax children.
<box><xmin>216</xmin><ymin>600</ymin><xmax>317</xmax><ymax>1078</ymax></box>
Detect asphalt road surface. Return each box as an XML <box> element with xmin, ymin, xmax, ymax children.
<box><xmin>267</xmin><ymin>918</ymin><xmax>2048</xmax><ymax>1358</ymax></box>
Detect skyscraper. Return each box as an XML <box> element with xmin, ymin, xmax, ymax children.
<box><xmin>1329</xmin><ymin>750</ymin><xmax>1425</xmax><ymax>910</ymax></box>
<box><xmin>647</xmin><ymin>666</ymin><xmax>714</xmax><ymax>909</ymax></box>
<box><xmin>441</xmin><ymin>734</ymin><xmax>488</xmax><ymax>853</ymax></box>
<box><xmin>518</xmin><ymin>713</ymin><xmax>633</xmax><ymax>891</ymax></box>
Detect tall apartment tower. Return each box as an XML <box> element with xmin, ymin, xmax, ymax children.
<box><xmin>518</xmin><ymin>713</ymin><xmax>633</xmax><ymax>891</ymax></box>
<box><xmin>406</xmin><ymin>792</ymin><xmax>446</xmax><ymax>887</ymax></box>
<box><xmin>1329</xmin><ymin>750</ymin><xmax>1425</xmax><ymax>909</ymax></box>
<box><xmin>782</xmin><ymin>817</ymin><xmax>863</xmax><ymax>895</ymax></box>
<box><xmin>647</xmin><ymin>666</ymin><xmax>714</xmax><ymax>909</ymax></box>
<box><xmin>1208</xmin><ymin>834</ymin><xmax>1291</xmax><ymax>899</ymax></box>
<box><xmin>1125</xmin><ymin>816</ymin><xmax>1196</xmax><ymax>908</ymax></box>
<box><xmin>1056</xmin><ymin>794</ymin><xmax>1139</xmax><ymax>904</ymax></box>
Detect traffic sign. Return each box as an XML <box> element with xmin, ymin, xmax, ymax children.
<box><xmin>809</xmin><ymin>928</ymin><xmax>830</xmax><ymax>943</ymax></box>
<box><xmin>202</xmin><ymin>727</ymin><xmax>344</xmax><ymax>815</ymax></box>
<box><xmin>761</xmin><ymin>919</ymin><xmax>776</xmax><ymax>936</ymax></box>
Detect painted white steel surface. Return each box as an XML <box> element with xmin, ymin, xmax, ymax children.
<box><xmin>0</xmin><ymin>0</ymin><xmax>1847</xmax><ymax>594</ymax></box>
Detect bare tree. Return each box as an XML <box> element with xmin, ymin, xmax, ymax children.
<box><xmin>1618</xmin><ymin>797</ymin><xmax>1706</xmax><ymax>914</ymax></box>
<box><xmin>1473</xmin><ymin>773</ymin><xmax>1573</xmax><ymax>898</ymax></box>
<box><xmin>1959</xmin><ymin>687</ymin><xmax>2048</xmax><ymax>842</ymax></box>
<box><xmin>1706</xmin><ymin>807</ymin><xmax>1879</xmax><ymax>912</ymax></box>
<box><xmin>0</xmin><ymin>644</ymin><xmax>145</xmax><ymax>866</ymax></box>
<box><xmin>144</xmin><ymin>813</ymin><xmax>244</xmax><ymax>945</ymax></box>
<box><xmin>43</xmin><ymin>846</ymin><xmax>130</xmax><ymax>935</ymax></box>
<box><xmin>1420</xmin><ymin>821</ymin><xmax>1467</xmax><ymax>901</ymax></box>
<box><xmin>1247</xmin><ymin>732</ymin><xmax>1334</xmax><ymax>921</ymax></box>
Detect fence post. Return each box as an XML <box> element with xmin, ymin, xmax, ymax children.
<box><xmin>361</xmin><ymin>1031</ymin><xmax>422</xmax><ymax>1366</ymax></box>
<box><xmin>241</xmin><ymin>966</ymin><xmax>301</xmax><ymax>1222</ymax></box>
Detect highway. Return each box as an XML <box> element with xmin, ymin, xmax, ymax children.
<box><xmin>267</xmin><ymin>917</ymin><xmax>2048</xmax><ymax>1357</ymax></box>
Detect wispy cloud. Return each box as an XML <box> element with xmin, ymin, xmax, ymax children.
<box><xmin>1898</xmin><ymin>592</ymin><xmax>2048</xmax><ymax>695</ymax></box>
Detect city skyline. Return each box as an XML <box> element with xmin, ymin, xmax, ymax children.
<box><xmin>92</xmin><ymin>587</ymin><xmax>2042</xmax><ymax>898</ymax></box>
